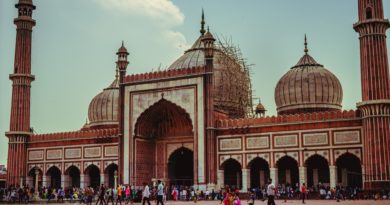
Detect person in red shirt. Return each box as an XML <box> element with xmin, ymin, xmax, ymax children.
<box><xmin>300</xmin><ymin>183</ymin><xmax>307</xmax><ymax>204</ymax></box>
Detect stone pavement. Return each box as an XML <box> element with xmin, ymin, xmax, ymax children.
<box><xmin>1</xmin><ymin>200</ymin><xmax>389</xmax><ymax>205</ymax></box>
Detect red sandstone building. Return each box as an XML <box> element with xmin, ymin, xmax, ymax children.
<box><xmin>5</xmin><ymin>0</ymin><xmax>390</xmax><ymax>191</ymax></box>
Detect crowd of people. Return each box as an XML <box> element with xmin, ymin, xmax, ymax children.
<box><xmin>248</xmin><ymin>182</ymin><xmax>390</xmax><ymax>202</ymax></box>
<box><xmin>1</xmin><ymin>180</ymin><xmax>390</xmax><ymax>204</ymax></box>
<box><xmin>0</xmin><ymin>184</ymin><xmax>137</xmax><ymax>204</ymax></box>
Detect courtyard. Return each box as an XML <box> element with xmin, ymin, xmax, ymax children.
<box><xmin>1</xmin><ymin>200</ymin><xmax>389</xmax><ymax>205</ymax></box>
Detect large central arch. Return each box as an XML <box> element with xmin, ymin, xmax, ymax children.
<box><xmin>134</xmin><ymin>99</ymin><xmax>193</xmax><ymax>139</ymax></box>
<box><xmin>134</xmin><ymin>99</ymin><xmax>194</xmax><ymax>186</ymax></box>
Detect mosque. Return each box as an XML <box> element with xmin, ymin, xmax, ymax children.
<box><xmin>5</xmin><ymin>0</ymin><xmax>390</xmax><ymax>191</ymax></box>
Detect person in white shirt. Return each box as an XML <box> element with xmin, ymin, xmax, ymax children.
<box><xmin>141</xmin><ymin>182</ymin><xmax>151</xmax><ymax>205</ymax></box>
<box><xmin>156</xmin><ymin>180</ymin><xmax>164</xmax><ymax>205</ymax></box>
<box><xmin>267</xmin><ymin>178</ymin><xmax>276</xmax><ymax>205</ymax></box>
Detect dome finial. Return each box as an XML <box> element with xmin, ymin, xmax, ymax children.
<box><xmin>304</xmin><ymin>34</ymin><xmax>309</xmax><ymax>54</ymax></box>
<box><xmin>200</xmin><ymin>9</ymin><xmax>206</xmax><ymax>36</ymax></box>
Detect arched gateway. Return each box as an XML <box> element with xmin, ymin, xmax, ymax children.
<box><xmin>133</xmin><ymin>99</ymin><xmax>194</xmax><ymax>186</ymax></box>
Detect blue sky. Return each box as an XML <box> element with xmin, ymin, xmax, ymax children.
<box><xmin>0</xmin><ymin>0</ymin><xmax>389</xmax><ymax>165</ymax></box>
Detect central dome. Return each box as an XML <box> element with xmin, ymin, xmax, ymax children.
<box><xmin>274</xmin><ymin>38</ymin><xmax>343</xmax><ymax>115</ymax></box>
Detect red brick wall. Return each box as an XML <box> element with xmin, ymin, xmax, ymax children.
<box><xmin>135</xmin><ymin>140</ymin><xmax>155</xmax><ymax>185</ymax></box>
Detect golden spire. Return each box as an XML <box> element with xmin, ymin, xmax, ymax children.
<box><xmin>304</xmin><ymin>34</ymin><xmax>309</xmax><ymax>54</ymax></box>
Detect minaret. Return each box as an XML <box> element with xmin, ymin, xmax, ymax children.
<box><xmin>202</xmin><ymin>28</ymin><xmax>216</xmax><ymax>187</ymax></box>
<box><xmin>6</xmin><ymin>0</ymin><xmax>36</xmax><ymax>186</ymax></box>
<box><xmin>354</xmin><ymin>0</ymin><xmax>390</xmax><ymax>189</ymax></box>
<box><xmin>116</xmin><ymin>42</ymin><xmax>129</xmax><ymax>185</ymax></box>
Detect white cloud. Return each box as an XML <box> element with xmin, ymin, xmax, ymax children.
<box><xmin>96</xmin><ymin>0</ymin><xmax>184</xmax><ymax>27</ymax></box>
<box><xmin>95</xmin><ymin>0</ymin><xmax>189</xmax><ymax>55</ymax></box>
<box><xmin>162</xmin><ymin>30</ymin><xmax>190</xmax><ymax>50</ymax></box>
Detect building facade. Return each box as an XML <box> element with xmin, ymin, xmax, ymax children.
<box><xmin>6</xmin><ymin>0</ymin><xmax>390</xmax><ymax>191</ymax></box>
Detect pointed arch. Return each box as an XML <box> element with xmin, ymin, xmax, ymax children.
<box><xmin>46</xmin><ymin>166</ymin><xmax>62</xmax><ymax>188</ymax></box>
<box><xmin>168</xmin><ymin>147</ymin><xmax>194</xmax><ymax>186</ymax></box>
<box><xmin>276</xmin><ymin>156</ymin><xmax>299</xmax><ymax>188</ymax></box>
<box><xmin>221</xmin><ymin>158</ymin><xmax>242</xmax><ymax>189</ymax></box>
<box><xmin>134</xmin><ymin>98</ymin><xmax>193</xmax><ymax>138</ymax></box>
<box><xmin>305</xmin><ymin>154</ymin><xmax>330</xmax><ymax>187</ymax></box>
<box><xmin>336</xmin><ymin>153</ymin><xmax>362</xmax><ymax>188</ymax></box>
<box><xmin>248</xmin><ymin>157</ymin><xmax>270</xmax><ymax>188</ymax></box>
<box><xmin>84</xmin><ymin>164</ymin><xmax>101</xmax><ymax>188</ymax></box>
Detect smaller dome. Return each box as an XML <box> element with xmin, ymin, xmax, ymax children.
<box><xmin>88</xmin><ymin>78</ymin><xmax>119</xmax><ymax>128</ymax></box>
<box><xmin>117</xmin><ymin>41</ymin><xmax>129</xmax><ymax>54</ymax></box>
<box><xmin>255</xmin><ymin>103</ymin><xmax>266</xmax><ymax>114</ymax></box>
<box><xmin>274</xmin><ymin>37</ymin><xmax>343</xmax><ymax>115</ymax></box>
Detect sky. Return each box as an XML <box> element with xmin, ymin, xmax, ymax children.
<box><xmin>0</xmin><ymin>0</ymin><xmax>389</xmax><ymax>166</ymax></box>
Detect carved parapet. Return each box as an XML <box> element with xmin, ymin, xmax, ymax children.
<box><xmin>30</xmin><ymin>128</ymin><xmax>119</xmax><ymax>142</ymax></box>
<box><xmin>216</xmin><ymin>109</ymin><xmax>360</xmax><ymax>128</ymax></box>
<box><xmin>124</xmin><ymin>66</ymin><xmax>206</xmax><ymax>83</ymax></box>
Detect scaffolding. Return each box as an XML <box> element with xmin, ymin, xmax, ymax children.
<box><xmin>214</xmin><ymin>35</ymin><xmax>254</xmax><ymax>118</ymax></box>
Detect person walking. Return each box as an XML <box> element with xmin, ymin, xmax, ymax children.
<box><xmin>156</xmin><ymin>180</ymin><xmax>164</xmax><ymax>205</ymax></box>
<box><xmin>142</xmin><ymin>183</ymin><xmax>151</xmax><ymax>205</ymax></box>
<box><xmin>300</xmin><ymin>183</ymin><xmax>307</xmax><ymax>204</ymax></box>
<box><xmin>95</xmin><ymin>184</ymin><xmax>106</xmax><ymax>205</ymax></box>
<box><xmin>125</xmin><ymin>186</ymin><xmax>130</xmax><ymax>204</ymax></box>
<box><xmin>116</xmin><ymin>185</ymin><xmax>122</xmax><ymax>205</ymax></box>
<box><xmin>266</xmin><ymin>178</ymin><xmax>276</xmax><ymax>205</ymax></box>
<box><xmin>107</xmin><ymin>187</ymin><xmax>114</xmax><ymax>205</ymax></box>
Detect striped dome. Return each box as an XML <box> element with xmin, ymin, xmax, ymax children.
<box><xmin>88</xmin><ymin>79</ymin><xmax>119</xmax><ymax>128</ymax></box>
<box><xmin>275</xmin><ymin>52</ymin><xmax>343</xmax><ymax>115</ymax></box>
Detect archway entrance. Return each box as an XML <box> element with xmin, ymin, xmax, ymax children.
<box><xmin>134</xmin><ymin>99</ymin><xmax>194</xmax><ymax>186</ymax></box>
<box><xmin>305</xmin><ymin>155</ymin><xmax>330</xmax><ymax>187</ymax></box>
<box><xmin>336</xmin><ymin>153</ymin><xmax>362</xmax><ymax>188</ymax></box>
<box><xmin>277</xmin><ymin>156</ymin><xmax>299</xmax><ymax>189</ymax></box>
<box><xmin>65</xmin><ymin>166</ymin><xmax>80</xmax><ymax>188</ymax></box>
<box><xmin>85</xmin><ymin>165</ymin><xmax>100</xmax><ymax>188</ymax></box>
<box><xmin>249</xmin><ymin>158</ymin><xmax>270</xmax><ymax>189</ymax></box>
<box><xmin>46</xmin><ymin>166</ymin><xmax>61</xmax><ymax>188</ymax></box>
<box><xmin>223</xmin><ymin>159</ymin><xmax>242</xmax><ymax>189</ymax></box>
<box><xmin>105</xmin><ymin>164</ymin><xmax>118</xmax><ymax>188</ymax></box>
<box><xmin>28</xmin><ymin>168</ymin><xmax>42</xmax><ymax>188</ymax></box>
<box><xmin>168</xmin><ymin>148</ymin><xmax>193</xmax><ymax>186</ymax></box>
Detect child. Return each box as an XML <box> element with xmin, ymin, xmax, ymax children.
<box><xmin>247</xmin><ymin>193</ymin><xmax>255</xmax><ymax>205</ymax></box>
<box><xmin>233</xmin><ymin>194</ymin><xmax>241</xmax><ymax>205</ymax></box>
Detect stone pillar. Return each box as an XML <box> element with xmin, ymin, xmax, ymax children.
<box><xmin>299</xmin><ymin>166</ymin><xmax>307</xmax><ymax>186</ymax></box>
<box><xmin>114</xmin><ymin>171</ymin><xmax>118</xmax><ymax>188</ymax></box>
<box><xmin>242</xmin><ymin>169</ymin><xmax>250</xmax><ymax>192</ymax></box>
<box><xmin>329</xmin><ymin>165</ymin><xmax>337</xmax><ymax>188</ymax></box>
<box><xmin>61</xmin><ymin>175</ymin><xmax>65</xmax><ymax>188</ymax></box>
<box><xmin>42</xmin><ymin>175</ymin><xmax>47</xmax><ymax>188</ymax></box>
<box><xmin>217</xmin><ymin>170</ymin><xmax>224</xmax><ymax>189</ymax></box>
<box><xmin>100</xmin><ymin>173</ymin><xmax>105</xmax><ymax>185</ymax></box>
<box><xmin>34</xmin><ymin>169</ymin><xmax>39</xmax><ymax>196</ymax></box>
<box><xmin>270</xmin><ymin>168</ymin><xmax>278</xmax><ymax>185</ymax></box>
<box><xmin>260</xmin><ymin>170</ymin><xmax>265</xmax><ymax>187</ymax></box>
<box><xmin>80</xmin><ymin>174</ymin><xmax>85</xmax><ymax>189</ymax></box>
